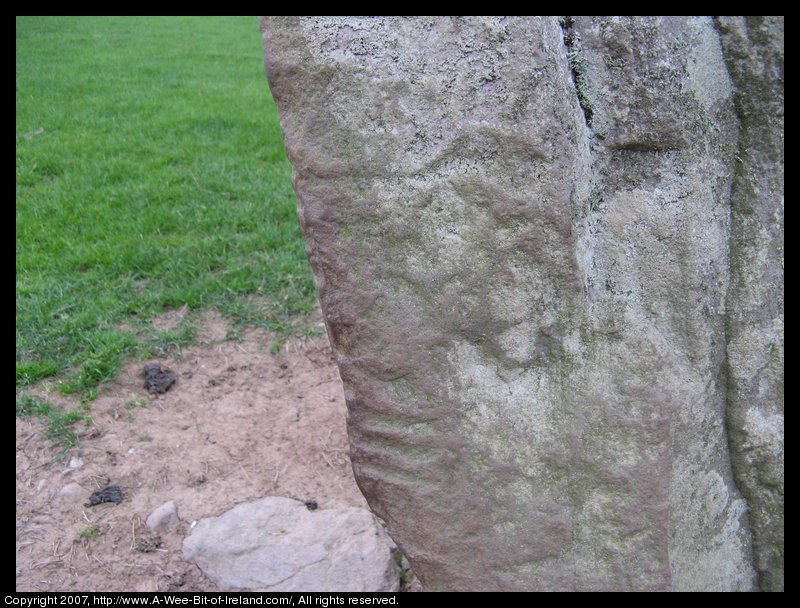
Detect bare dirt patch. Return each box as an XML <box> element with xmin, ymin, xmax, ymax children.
<box><xmin>16</xmin><ymin>309</ymin><xmax>414</xmax><ymax>592</ymax></box>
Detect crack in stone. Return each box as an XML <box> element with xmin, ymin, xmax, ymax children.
<box><xmin>559</xmin><ymin>16</ymin><xmax>594</xmax><ymax>128</ymax></box>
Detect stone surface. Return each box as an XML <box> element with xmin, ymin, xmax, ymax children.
<box><xmin>715</xmin><ymin>16</ymin><xmax>784</xmax><ymax>592</ymax></box>
<box><xmin>182</xmin><ymin>497</ymin><xmax>399</xmax><ymax>591</ymax></box>
<box><xmin>146</xmin><ymin>500</ymin><xmax>180</xmax><ymax>533</ymax></box>
<box><xmin>57</xmin><ymin>482</ymin><xmax>85</xmax><ymax>503</ymax></box>
<box><xmin>260</xmin><ymin>16</ymin><xmax>783</xmax><ymax>591</ymax></box>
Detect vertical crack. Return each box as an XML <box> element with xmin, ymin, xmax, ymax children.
<box><xmin>559</xmin><ymin>16</ymin><xmax>594</xmax><ymax>128</ymax></box>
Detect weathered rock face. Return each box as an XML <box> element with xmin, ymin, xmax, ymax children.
<box><xmin>715</xmin><ymin>17</ymin><xmax>784</xmax><ymax>592</ymax></box>
<box><xmin>260</xmin><ymin>17</ymin><xmax>783</xmax><ymax>591</ymax></box>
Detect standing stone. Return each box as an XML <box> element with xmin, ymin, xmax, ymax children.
<box><xmin>716</xmin><ymin>17</ymin><xmax>784</xmax><ymax>592</ymax></box>
<box><xmin>260</xmin><ymin>17</ymin><xmax>783</xmax><ymax>591</ymax></box>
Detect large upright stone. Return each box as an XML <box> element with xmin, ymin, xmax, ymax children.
<box><xmin>260</xmin><ymin>17</ymin><xmax>783</xmax><ymax>591</ymax></box>
<box><xmin>716</xmin><ymin>17</ymin><xmax>784</xmax><ymax>592</ymax></box>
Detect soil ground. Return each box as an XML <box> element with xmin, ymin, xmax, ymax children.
<box><xmin>16</xmin><ymin>308</ymin><xmax>419</xmax><ymax>592</ymax></box>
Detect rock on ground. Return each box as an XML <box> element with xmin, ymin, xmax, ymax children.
<box><xmin>147</xmin><ymin>500</ymin><xmax>181</xmax><ymax>533</ymax></box>
<box><xmin>260</xmin><ymin>16</ymin><xmax>783</xmax><ymax>591</ymax></box>
<box><xmin>182</xmin><ymin>497</ymin><xmax>399</xmax><ymax>591</ymax></box>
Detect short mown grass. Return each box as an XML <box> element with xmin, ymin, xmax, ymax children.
<box><xmin>16</xmin><ymin>17</ymin><xmax>316</xmax><ymax>398</ymax></box>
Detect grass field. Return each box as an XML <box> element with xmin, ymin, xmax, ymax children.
<box><xmin>16</xmin><ymin>16</ymin><xmax>316</xmax><ymax>399</ymax></box>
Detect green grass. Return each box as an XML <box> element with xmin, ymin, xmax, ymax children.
<box><xmin>79</xmin><ymin>523</ymin><xmax>100</xmax><ymax>538</ymax></box>
<box><xmin>16</xmin><ymin>17</ymin><xmax>316</xmax><ymax>396</ymax></box>
<box><xmin>16</xmin><ymin>394</ymin><xmax>89</xmax><ymax>451</ymax></box>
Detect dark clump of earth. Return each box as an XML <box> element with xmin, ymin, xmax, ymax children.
<box><xmin>143</xmin><ymin>362</ymin><xmax>177</xmax><ymax>394</ymax></box>
<box><xmin>84</xmin><ymin>485</ymin><xmax>123</xmax><ymax>507</ymax></box>
<box><xmin>136</xmin><ymin>535</ymin><xmax>163</xmax><ymax>553</ymax></box>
